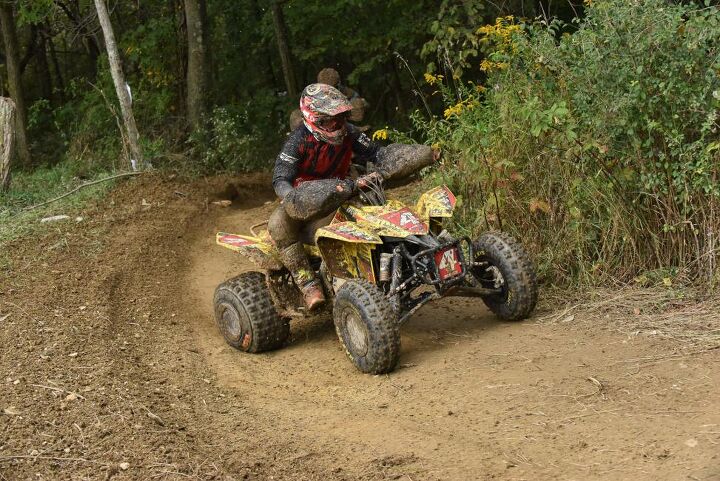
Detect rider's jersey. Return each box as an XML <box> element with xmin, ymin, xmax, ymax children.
<box><xmin>272</xmin><ymin>124</ymin><xmax>379</xmax><ymax>199</ymax></box>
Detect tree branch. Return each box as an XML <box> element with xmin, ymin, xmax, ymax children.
<box><xmin>23</xmin><ymin>171</ymin><xmax>143</xmax><ymax>212</ymax></box>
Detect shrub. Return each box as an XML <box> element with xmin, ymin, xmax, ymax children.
<box><xmin>188</xmin><ymin>106</ymin><xmax>275</xmax><ymax>174</ymax></box>
<box><xmin>418</xmin><ymin>0</ymin><xmax>720</xmax><ymax>285</ymax></box>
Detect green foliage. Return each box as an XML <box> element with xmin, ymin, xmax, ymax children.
<box><xmin>421</xmin><ymin>0</ymin><xmax>486</xmax><ymax>77</ymax></box>
<box><xmin>16</xmin><ymin>0</ymin><xmax>54</xmax><ymax>26</ymax></box>
<box><xmin>0</xmin><ymin>163</ymin><xmax>115</xmax><ymax>248</ymax></box>
<box><xmin>417</xmin><ymin>0</ymin><xmax>720</xmax><ymax>285</ymax></box>
<box><xmin>187</xmin><ymin>106</ymin><xmax>273</xmax><ymax>174</ymax></box>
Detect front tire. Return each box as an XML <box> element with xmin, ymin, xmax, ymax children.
<box><xmin>213</xmin><ymin>271</ymin><xmax>290</xmax><ymax>353</ymax></box>
<box><xmin>333</xmin><ymin>280</ymin><xmax>399</xmax><ymax>374</ymax></box>
<box><xmin>473</xmin><ymin>231</ymin><xmax>538</xmax><ymax>321</ymax></box>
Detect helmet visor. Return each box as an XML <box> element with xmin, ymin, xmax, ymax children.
<box><xmin>316</xmin><ymin>113</ymin><xmax>347</xmax><ymax>132</ymax></box>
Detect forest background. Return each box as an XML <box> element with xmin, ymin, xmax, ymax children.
<box><xmin>0</xmin><ymin>0</ymin><xmax>719</xmax><ymax>289</ymax></box>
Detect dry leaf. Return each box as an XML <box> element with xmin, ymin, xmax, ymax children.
<box><xmin>211</xmin><ymin>200</ymin><xmax>232</xmax><ymax>207</ymax></box>
<box><xmin>529</xmin><ymin>199</ymin><xmax>551</xmax><ymax>214</ymax></box>
<box><xmin>3</xmin><ymin>406</ymin><xmax>21</xmax><ymax>416</ymax></box>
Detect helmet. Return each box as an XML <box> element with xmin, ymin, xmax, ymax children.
<box><xmin>300</xmin><ymin>83</ymin><xmax>352</xmax><ymax>145</ymax></box>
<box><xmin>317</xmin><ymin>68</ymin><xmax>341</xmax><ymax>87</ymax></box>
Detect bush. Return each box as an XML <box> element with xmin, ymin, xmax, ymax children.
<box><xmin>188</xmin><ymin>106</ymin><xmax>277</xmax><ymax>174</ymax></box>
<box><xmin>418</xmin><ymin>0</ymin><xmax>720</xmax><ymax>285</ymax></box>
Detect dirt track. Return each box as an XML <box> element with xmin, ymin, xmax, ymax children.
<box><xmin>1</xmin><ymin>174</ymin><xmax>719</xmax><ymax>480</ymax></box>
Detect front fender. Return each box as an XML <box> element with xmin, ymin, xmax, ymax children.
<box><xmin>415</xmin><ymin>185</ymin><xmax>457</xmax><ymax>223</ymax></box>
<box><xmin>315</xmin><ymin>223</ymin><xmax>381</xmax><ymax>283</ymax></box>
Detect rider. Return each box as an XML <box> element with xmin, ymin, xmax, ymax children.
<box><xmin>269</xmin><ymin>83</ymin><xmax>383</xmax><ymax>311</ymax></box>
<box><xmin>316</xmin><ymin>67</ymin><xmax>369</xmax><ymax>127</ymax></box>
<box><xmin>289</xmin><ymin>68</ymin><xmax>368</xmax><ymax>131</ymax></box>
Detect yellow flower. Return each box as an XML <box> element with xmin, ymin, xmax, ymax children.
<box><xmin>443</xmin><ymin>99</ymin><xmax>478</xmax><ymax>119</ymax></box>
<box><xmin>480</xmin><ymin>59</ymin><xmax>509</xmax><ymax>72</ymax></box>
<box><xmin>372</xmin><ymin>128</ymin><xmax>389</xmax><ymax>141</ymax></box>
<box><xmin>424</xmin><ymin>73</ymin><xmax>443</xmax><ymax>85</ymax></box>
<box><xmin>444</xmin><ymin>104</ymin><xmax>462</xmax><ymax>119</ymax></box>
<box><xmin>476</xmin><ymin>16</ymin><xmax>522</xmax><ymax>56</ymax></box>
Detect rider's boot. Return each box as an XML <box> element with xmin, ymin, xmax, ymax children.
<box><xmin>279</xmin><ymin>242</ymin><xmax>326</xmax><ymax>311</ymax></box>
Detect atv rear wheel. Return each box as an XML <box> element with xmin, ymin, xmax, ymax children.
<box><xmin>473</xmin><ymin>231</ymin><xmax>538</xmax><ymax>321</ymax></box>
<box><xmin>213</xmin><ymin>271</ymin><xmax>290</xmax><ymax>353</ymax></box>
<box><xmin>333</xmin><ymin>280</ymin><xmax>400</xmax><ymax>374</ymax></box>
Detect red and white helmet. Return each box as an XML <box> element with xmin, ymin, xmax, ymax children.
<box><xmin>300</xmin><ymin>83</ymin><xmax>352</xmax><ymax>145</ymax></box>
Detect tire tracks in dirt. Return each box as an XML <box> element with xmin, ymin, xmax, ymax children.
<box><xmin>186</xmin><ymin>179</ymin><xmax>720</xmax><ymax>481</ymax></box>
<box><xmin>1</xmin><ymin>173</ymin><xmax>719</xmax><ymax>480</ymax></box>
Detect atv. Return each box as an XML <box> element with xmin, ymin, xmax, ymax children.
<box><xmin>213</xmin><ymin>177</ymin><xmax>538</xmax><ymax>374</ymax></box>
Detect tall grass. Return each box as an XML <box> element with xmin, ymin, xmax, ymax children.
<box><xmin>417</xmin><ymin>0</ymin><xmax>720</xmax><ymax>286</ymax></box>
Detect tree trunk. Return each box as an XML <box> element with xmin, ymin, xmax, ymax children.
<box><xmin>184</xmin><ymin>0</ymin><xmax>209</xmax><ymax>131</ymax></box>
<box><xmin>0</xmin><ymin>97</ymin><xmax>15</xmax><ymax>192</ymax></box>
<box><xmin>0</xmin><ymin>3</ymin><xmax>31</xmax><ymax>167</ymax></box>
<box><xmin>270</xmin><ymin>1</ymin><xmax>298</xmax><ymax>97</ymax></box>
<box><xmin>93</xmin><ymin>0</ymin><xmax>145</xmax><ymax>170</ymax></box>
<box><xmin>34</xmin><ymin>27</ymin><xmax>54</xmax><ymax>102</ymax></box>
<box><xmin>389</xmin><ymin>58</ymin><xmax>406</xmax><ymax>117</ymax></box>
<box><xmin>45</xmin><ymin>21</ymin><xmax>65</xmax><ymax>100</ymax></box>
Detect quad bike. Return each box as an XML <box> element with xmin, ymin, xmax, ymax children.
<box><xmin>213</xmin><ymin>177</ymin><xmax>538</xmax><ymax>374</ymax></box>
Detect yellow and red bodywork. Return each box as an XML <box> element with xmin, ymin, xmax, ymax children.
<box><xmin>415</xmin><ymin>185</ymin><xmax>457</xmax><ymax>223</ymax></box>
<box><xmin>216</xmin><ymin>185</ymin><xmax>458</xmax><ymax>284</ymax></box>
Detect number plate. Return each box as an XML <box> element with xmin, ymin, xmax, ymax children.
<box><xmin>434</xmin><ymin>247</ymin><xmax>462</xmax><ymax>280</ymax></box>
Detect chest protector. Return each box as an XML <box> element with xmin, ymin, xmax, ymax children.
<box><xmin>293</xmin><ymin>132</ymin><xmax>353</xmax><ymax>187</ymax></box>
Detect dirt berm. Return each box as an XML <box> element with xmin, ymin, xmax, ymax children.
<box><xmin>1</xmin><ymin>173</ymin><xmax>718</xmax><ymax>480</ymax></box>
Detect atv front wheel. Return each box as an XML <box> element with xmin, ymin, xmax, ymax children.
<box><xmin>333</xmin><ymin>280</ymin><xmax>399</xmax><ymax>374</ymax></box>
<box><xmin>213</xmin><ymin>271</ymin><xmax>290</xmax><ymax>353</ymax></box>
<box><xmin>473</xmin><ymin>231</ymin><xmax>538</xmax><ymax>321</ymax></box>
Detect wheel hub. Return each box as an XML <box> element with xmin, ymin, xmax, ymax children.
<box><xmin>220</xmin><ymin>303</ymin><xmax>244</xmax><ymax>343</ymax></box>
<box><xmin>343</xmin><ymin>308</ymin><xmax>369</xmax><ymax>357</ymax></box>
<box><xmin>487</xmin><ymin>265</ymin><xmax>505</xmax><ymax>289</ymax></box>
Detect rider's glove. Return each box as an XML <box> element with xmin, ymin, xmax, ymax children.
<box><xmin>282</xmin><ymin>179</ymin><xmax>355</xmax><ymax>221</ymax></box>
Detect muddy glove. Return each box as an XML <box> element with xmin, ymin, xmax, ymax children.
<box><xmin>376</xmin><ymin>144</ymin><xmax>435</xmax><ymax>181</ymax></box>
<box><xmin>282</xmin><ymin>178</ymin><xmax>355</xmax><ymax>221</ymax></box>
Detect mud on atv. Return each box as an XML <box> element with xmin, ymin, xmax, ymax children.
<box><xmin>213</xmin><ymin>179</ymin><xmax>538</xmax><ymax>374</ymax></box>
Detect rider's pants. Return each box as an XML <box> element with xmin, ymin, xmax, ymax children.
<box><xmin>267</xmin><ymin>205</ymin><xmax>332</xmax><ymax>286</ymax></box>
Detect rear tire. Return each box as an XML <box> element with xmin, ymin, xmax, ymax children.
<box><xmin>333</xmin><ymin>280</ymin><xmax>399</xmax><ymax>374</ymax></box>
<box><xmin>473</xmin><ymin>231</ymin><xmax>538</xmax><ymax>321</ymax></box>
<box><xmin>213</xmin><ymin>271</ymin><xmax>289</xmax><ymax>353</ymax></box>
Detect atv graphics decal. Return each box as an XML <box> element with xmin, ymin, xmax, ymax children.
<box><xmin>342</xmin><ymin>201</ymin><xmax>429</xmax><ymax>238</ymax></box>
<box><xmin>382</xmin><ymin>208</ymin><xmax>426</xmax><ymax>234</ymax></box>
<box><xmin>316</xmin><ymin>238</ymin><xmax>376</xmax><ymax>282</ymax></box>
<box><xmin>435</xmin><ymin>246</ymin><xmax>462</xmax><ymax>280</ymax></box>
<box><xmin>217</xmin><ymin>234</ymin><xmax>256</xmax><ymax>248</ymax></box>
<box><xmin>416</xmin><ymin>185</ymin><xmax>457</xmax><ymax>221</ymax></box>
<box><xmin>216</xmin><ymin>232</ymin><xmax>283</xmax><ymax>270</ymax></box>
<box><xmin>315</xmin><ymin>222</ymin><xmax>382</xmax><ymax>244</ymax></box>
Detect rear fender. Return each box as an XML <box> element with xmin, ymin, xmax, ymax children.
<box><xmin>216</xmin><ymin>232</ymin><xmax>283</xmax><ymax>270</ymax></box>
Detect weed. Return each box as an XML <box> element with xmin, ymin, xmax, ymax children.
<box><xmin>415</xmin><ymin>0</ymin><xmax>720</xmax><ymax>286</ymax></box>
